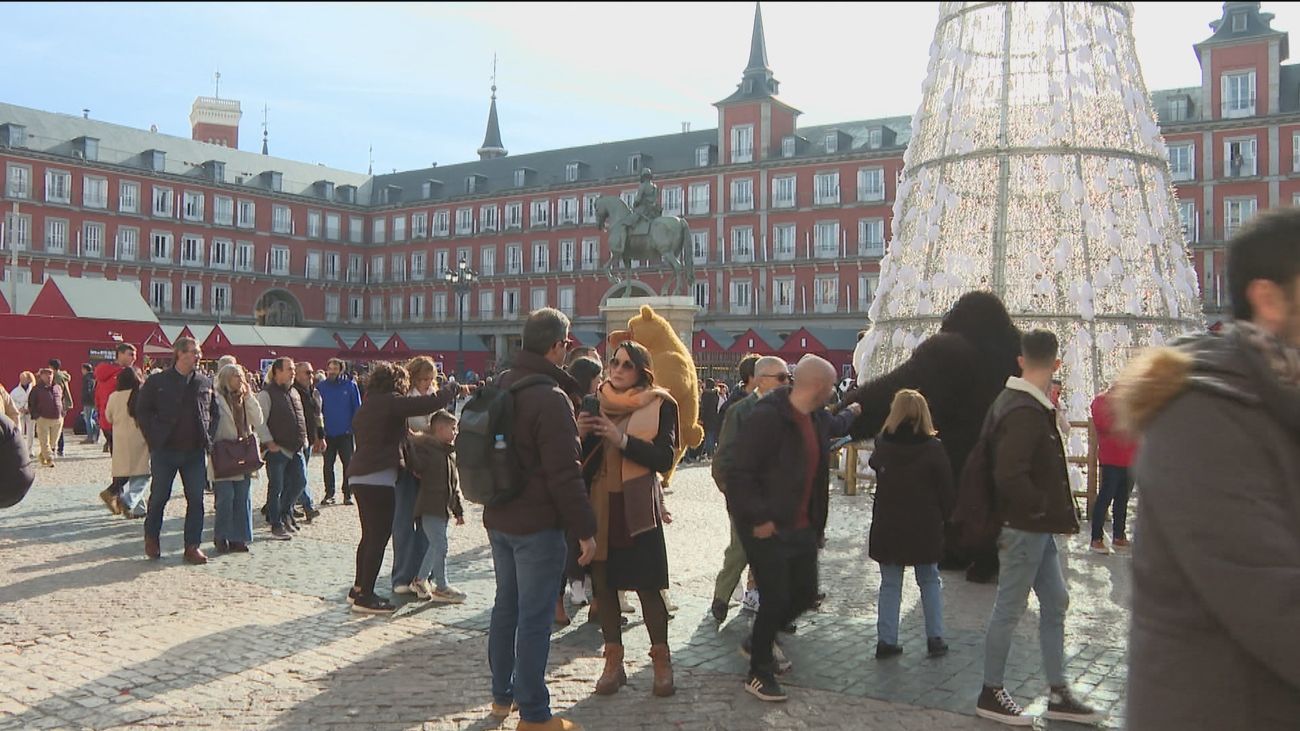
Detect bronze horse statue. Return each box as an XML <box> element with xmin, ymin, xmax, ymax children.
<box><xmin>593</xmin><ymin>195</ymin><xmax>693</xmax><ymax>297</ymax></box>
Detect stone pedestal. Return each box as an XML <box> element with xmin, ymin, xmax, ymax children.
<box><xmin>600</xmin><ymin>296</ymin><xmax>699</xmax><ymax>346</ymax></box>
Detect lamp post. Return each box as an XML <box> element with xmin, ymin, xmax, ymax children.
<box><xmin>444</xmin><ymin>256</ymin><xmax>477</xmax><ymax>381</ymax></box>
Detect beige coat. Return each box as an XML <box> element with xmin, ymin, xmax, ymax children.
<box><xmin>105</xmin><ymin>390</ymin><xmax>150</xmax><ymax>477</ymax></box>
<box><xmin>208</xmin><ymin>390</ymin><xmax>265</xmax><ymax>482</ymax></box>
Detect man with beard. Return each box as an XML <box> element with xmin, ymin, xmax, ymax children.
<box><xmin>842</xmin><ymin>291</ymin><xmax>1022</xmax><ymax>582</ymax></box>
<box><xmin>1115</xmin><ymin>207</ymin><xmax>1300</xmax><ymax>730</ymax></box>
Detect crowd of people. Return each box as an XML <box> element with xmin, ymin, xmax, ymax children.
<box><xmin>1</xmin><ymin>206</ymin><xmax>1297</xmax><ymax>731</ymax></box>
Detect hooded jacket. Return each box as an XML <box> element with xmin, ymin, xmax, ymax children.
<box><xmin>1115</xmin><ymin>331</ymin><xmax>1300</xmax><ymax>730</ymax></box>
<box><xmin>408</xmin><ymin>434</ymin><xmax>464</xmax><ymax>521</ymax></box>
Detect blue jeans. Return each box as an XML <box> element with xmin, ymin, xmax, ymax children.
<box><xmin>297</xmin><ymin>451</ymin><xmax>316</xmax><ymax>511</ymax></box>
<box><xmin>877</xmin><ymin>563</ymin><xmax>944</xmax><ymax>645</ymax></box>
<box><xmin>983</xmin><ymin>529</ymin><xmax>1069</xmax><ymax>688</ymax></box>
<box><xmin>120</xmin><ymin>475</ymin><xmax>149</xmax><ymax>517</ymax></box>
<box><xmin>264</xmin><ymin>450</ymin><xmax>307</xmax><ymax>528</ymax></box>
<box><xmin>144</xmin><ymin>448</ymin><xmax>208</xmax><ymax>547</ymax></box>
<box><xmin>390</xmin><ymin>471</ymin><xmax>428</xmax><ymax>589</ymax></box>
<box><xmin>1091</xmin><ymin>465</ymin><xmax>1132</xmax><ymax>541</ymax></box>
<box><xmin>213</xmin><ymin>477</ymin><xmax>253</xmax><ymax>544</ymax></box>
<box><xmin>488</xmin><ymin>528</ymin><xmax>566</xmax><ymax>724</ymax></box>
<box><xmin>418</xmin><ymin>515</ymin><xmax>451</xmax><ymax>589</ymax></box>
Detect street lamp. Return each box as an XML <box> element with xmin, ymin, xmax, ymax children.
<box><xmin>444</xmin><ymin>256</ymin><xmax>478</xmax><ymax>381</ymax></box>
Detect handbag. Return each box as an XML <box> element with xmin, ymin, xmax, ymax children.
<box><xmin>212</xmin><ymin>395</ymin><xmax>264</xmax><ymax>479</ymax></box>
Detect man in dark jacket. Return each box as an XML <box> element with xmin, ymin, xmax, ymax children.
<box><xmin>1115</xmin><ymin>207</ymin><xmax>1300</xmax><ymax>730</ymax></box>
<box><xmin>135</xmin><ymin>337</ymin><xmax>219</xmax><ymax>564</ymax></box>
<box><xmin>725</xmin><ymin>355</ymin><xmax>858</xmax><ymax>703</ymax></box>
<box><xmin>976</xmin><ymin>330</ymin><xmax>1097</xmax><ymax>726</ymax></box>
<box><xmin>292</xmin><ymin>361</ymin><xmax>326</xmax><ymax>519</ymax></box>
<box><xmin>484</xmin><ymin>308</ymin><xmax>596</xmax><ymax>731</ymax></box>
<box><xmin>79</xmin><ymin>364</ymin><xmax>99</xmax><ymax>444</ymax></box>
<box><xmin>255</xmin><ymin>357</ymin><xmax>309</xmax><ymax>540</ymax></box>
<box><xmin>0</xmin><ymin>412</ymin><xmax>35</xmax><ymax>509</ymax></box>
<box><xmin>29</xmin><ymin>368</ymin><xmax>66</xmax><ymax>467</ymax></box>
<box><xmin>317</xmin><ymin>358</ymin><xmax>361</xmax><ymax>505</ymax></box>
<box><xmin>698</xmin><ymin>379</ymin><xmax>720</xmax><ymax>457</ymax></box>
<box><xmin>843</xmin><ymin>291</ymin><xmax>1021</xmax><ymax>582</ymax></box>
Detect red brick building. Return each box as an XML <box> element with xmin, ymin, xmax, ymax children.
<box><xmin>0</xmin><ymin>2</ymin><xmax>1285</xmax><ymax>373</ymax></box>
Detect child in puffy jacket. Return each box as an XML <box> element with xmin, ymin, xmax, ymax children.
<box><xmin>407</xmin><ymin>409</ymin><xmax>466</xmax><ymax>603</ymax></box>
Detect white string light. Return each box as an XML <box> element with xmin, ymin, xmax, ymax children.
<box><xmin>856</xmin><ymin>1</ymin><xmax>1204</xmax><ymax>420</ymax></box>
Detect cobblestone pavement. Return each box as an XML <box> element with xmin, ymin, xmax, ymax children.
<box><xmin>0</xmin><ymin>438</ymin><xmax>1130</xmax><ymax>730</ymax></box>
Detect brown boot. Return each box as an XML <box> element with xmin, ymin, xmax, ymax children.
<box><xmin>593</xmin><ymin>643</ymin><xmax>626</xmax><ymax>695</ymax></box>
<box><xmin>183</xmin><ymin>545</ymin><xmax>208</xmax><ymax>565</ymax></box>
<box><xmin>144</xmin><ymin>535</ymin><xmax>161</xmax><ymax>559</ymax></box>
<box><xmin>516</xmin><ymin>717</ymin><xmax>584</xmax><ymax>731</ymax></box>
<box><xmin>649</xmin><ymin>644</ymin><xmax>675</xmax><ymax>697</ymax></box>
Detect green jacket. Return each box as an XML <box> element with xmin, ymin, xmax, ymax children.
<box><xmin>711</xmin><ymin>390</ymin><xmax>760</xmax><ymax>493</ymax></box>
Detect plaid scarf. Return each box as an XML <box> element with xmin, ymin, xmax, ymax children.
<box><xmin>1236</xmin><ymin>321</ymin><xmax>1300</xmax><ymax>388</ymax></box>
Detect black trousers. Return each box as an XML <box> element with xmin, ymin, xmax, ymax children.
<box><xmin>322</xmin><ymin>434</ymin><xmax>355</xmax><ymax>500</ymax></box>
<box><xmin>352</xmin><ymin>484</ymin><xmax>395</xmax><ymax>595</ymax></box>
<box><xmin>739</xmin><ymin>527</ymin><xmax>819</xmax><ymax>674</ymax></box>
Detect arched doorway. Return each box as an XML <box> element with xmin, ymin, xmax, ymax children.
<box><xmin>254</xmin><ymin>289</ymin><xmax>304</xmax><ymax>327</ymax></box>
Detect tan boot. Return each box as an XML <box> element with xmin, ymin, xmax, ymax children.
<box><xmin>516</xmin><ymin>715</ymin><xmax>584</xmax><ymax>730</ymax></box>
<box><xmin>593</xmin><ymin>643</ymin><xmax>626</xmax><ymax>695</ymax></box>
<box><xmin>649</xmin><ymin>644</ymin><xmax>675</xmax><ymax>697</ymax></box>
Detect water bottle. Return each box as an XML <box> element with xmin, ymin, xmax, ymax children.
<box><xmin>490</xmin><ymin>434</ymin><xmax>511</xmax><ymax>495</ymax></box>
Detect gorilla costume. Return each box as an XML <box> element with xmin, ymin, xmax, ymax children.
<box><xmin>843</xmin><ymin>291</ymin><xmax>1022</xmax><ymax>582</ymax></box>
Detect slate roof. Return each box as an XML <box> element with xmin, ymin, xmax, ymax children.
<box><xmin>805</xmin><ymin>327</ymin><xmax>863</xmax><ymax>351</ymax></box>
<box><xmin>45</xmin><ymin>275</ymin><xmax>158</xmax><ymax>322</ymax></box>
<box><xmin>0</xmin><ymin>102</ymin><xmax>372</xmax><ymax>203</ymax></box>
<box><xmin>700</xmin><ymin>328</ymin><xmax>736</xmax><ymax>349</ymax></box>
<box><xmin>569</xmin><ymin>330</ymin><xmax>604</xmax><ymax>348</ymax></box>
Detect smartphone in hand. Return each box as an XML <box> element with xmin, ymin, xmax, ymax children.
<box><xmin>580</xmin><ymin>394</ymin><xmax>601</xmax><ymax>418</ymax></box>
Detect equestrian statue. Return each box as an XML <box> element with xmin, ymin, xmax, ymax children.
<box><xmin>593</xmin><ymin>169</ymin><xmax>693</xmax><ymax>297</ymax></box>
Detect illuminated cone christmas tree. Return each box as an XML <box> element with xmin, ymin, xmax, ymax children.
<box><xmin>856</xmin><ymin>1</ymin><xmax>1203</xmax><ymax>419</ymax></box>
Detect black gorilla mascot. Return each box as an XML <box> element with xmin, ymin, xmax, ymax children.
<box><xmin>843</xmin><ymin>291</ymin><xmax>1021</xmax><ymax>582</ymax></box>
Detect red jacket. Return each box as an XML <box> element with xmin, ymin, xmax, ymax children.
<box><xmin>94</xmin><ymin>362</ymin><xmax>123</xmax><ymax>432</ymax></box>
<box><xmin>1091</xmin><ymin>390</ymin><xmax>1136</xmax><ymax>467</ymax></box>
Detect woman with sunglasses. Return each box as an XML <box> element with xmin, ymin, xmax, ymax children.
<box><xmin>578</xmin><ymin>340</ymin><xmax>679</xmax><ymax>698</ymax></box>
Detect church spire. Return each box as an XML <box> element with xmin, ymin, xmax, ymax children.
<box><xmin>746</xmin><ymin>1</ymin><xmax>770</xmax><ymax>73</ymax></box>
<box><xmin>717</xmin><ymin>2</ymin><xmax>781</xmax><ymax>104</ymax></box>
<box><xmin>477</xmin><ymin>54</ymin><xmax>508</xmax><ymax>161</ymax></box>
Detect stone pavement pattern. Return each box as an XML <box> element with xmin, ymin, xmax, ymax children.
<box><xmin>0</xmin><ymin>439</ymin><xmax>1131</xmax><ymax>730</ymax></box>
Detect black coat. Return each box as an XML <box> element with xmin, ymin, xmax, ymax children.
<box><xmin>725</xmin><ymin>387</ymin><xmax>856</xmax><ymax>538</ymax></box>
<box><xmin>699</xmin><ymin>389</ymin><xmax>721</xmax><ymax>431</ymax></box>
<box><xmin>0</xmin><ymin>413</ymin><xmax>34</xmax><ymax>509</ymax></box>
<box><xmin>867</xmin><ymin>429</ymin><xmax>955</xmax><ymax>566</ymax></box>
<box><xmin>134</xmin><ymin>368</ymin><xmax>219</xmax><ymax>452</ymax></box>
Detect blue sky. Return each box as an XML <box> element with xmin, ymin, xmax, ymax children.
<box><xmin>2</xmin><ymin>2</ymin><xmax>1286</xmax><ymax>174</ymax></box>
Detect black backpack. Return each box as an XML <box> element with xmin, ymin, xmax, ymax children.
<box><xmin>457</xmin><ymin>373</ymin><xmax>556</xmax><ymax>506</ymax></box>
<box><xmin>950</xmin><ymin>402</ymin><xmax>1034</xmax><ymax>550</ymax></box>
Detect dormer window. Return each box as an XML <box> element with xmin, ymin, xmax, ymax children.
<box><xmin>629</xmin><ymin>155</ymin><xmax>642</xmax><ymax>173</ymax></box>
<box><xmin>514</xmin><ymin>169</ymin><xmax>526</xmax><ymax>187</ymax></box>
<box><xmin>825</xmin><ymin>133</ymin><xmax>838</xmax><ymax>154</ymax></box>
<box><xmin>695</xmin><ymin>146</ymin><xmax>711</xmax><ymax>167</ymax></box>
<box><xmin>566</xmin><ymin>162</ymin><xmax>580</xmax><ymax>182</ymax></box>
<box><xmin>466</xmin><ymin>174</ymin><xmax>488</xmax><ymax>194</ymax></box>
<box><xmin>743</xmin><ymin>79</ymin><xmax>754</xmax><ymax>94</ymax></box>
<box><xmin>782</xmin><ymin>136</ymin><xmax>796</xmax><ymax>158</ymax></box>
<box><xmin>1232</xmin><ymin>12</ymin><xmax>1247</xmax><ymax>32</ymax></box>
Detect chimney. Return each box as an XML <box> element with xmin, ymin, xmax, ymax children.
<box><xmin>190</xmin><ymin>96</ymin><xmax>242</xmax><ymax>149</ymax></box>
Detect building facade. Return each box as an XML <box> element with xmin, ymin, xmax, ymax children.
<box><xmin>0</xmin><ymin>2</ymin><xmax>1288</xmax><ymax>368</ymax></box>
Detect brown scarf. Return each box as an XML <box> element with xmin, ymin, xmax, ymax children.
<box><xmin>1237</xmin><ymin>321</ymin><xmax>1300</xmax><ymax>388</ymax></box>
<box><xmin>591</xmin><ymin>382</ymin><xmax>672</xmax><ymax>560</ymax></box>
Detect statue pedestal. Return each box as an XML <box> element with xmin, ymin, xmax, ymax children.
<box><xmin>600</xmin><ymin>296</ymin><xmax>699</xmax><ymax>346</ymax></box>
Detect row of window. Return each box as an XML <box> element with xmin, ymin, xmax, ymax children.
<box><xmin>3</xmin><ymin>163</ymin><xmax>891</xmax><ymax>247</ymax></box>
<box><xmin>1176</xmin><ymin>195</ymin><xmax>1263</xmax><ymax>241</ymax></box>
<box><xmin>692</xmin><ymin>274</ymin><xmax>880</xmax><ymax>316</ymax></box>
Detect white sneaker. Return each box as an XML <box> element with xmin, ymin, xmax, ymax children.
<box><xmin>741</xmin><ymin>589</ymin><xmax>761</xmax><ymax>615</ymax></box>
<box><xmin>568</xmin><ymin>579</ymin><xmax>589</xmax><ymax>606</ymax></box>
<box><xmin>430</xmin><ymin>586</ymin><xmax>467</xmax><ymax>604</ymax></box>
<box><xmin>661</xmin><ymin>588</ymin><xmax>678</xmax><ymax>612</ymax></box>
<box><xmin>618</xmin><ymin>591</ymin><xmax>635</xmax><ymax>613</ymax></box>
<box><xmin>410</xmin><ymin>579</ymin><xmax>433</xmax><ymax>600</ymax></box>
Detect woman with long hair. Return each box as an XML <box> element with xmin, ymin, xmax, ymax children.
<box><xmin>210</xmin><ymin>364</ymin><xmax>265</xmax><ymax>553</ymax></box>
<box><xmin>346</xmin><ymin>361</ymin><xmax>461</xmax><ymax>614</ymax></box>
<box><xmin>104</xmin><ymin>368</ymin><xmax>150</xmax><ymax>518</ymax></box>
<box><xmin>389</xmin><ymin>356</ymin><xmax>441</xmax><ymax>598</ymax></box>
<box><xmin>867</xmin><ymin>389</ymin><xmax>955</xmax><ymax>660</ymax></box>
<box><xmin>579</xmin><ymin>341</ymin><xmax>679</xmax><ymax>698</ymax></box>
